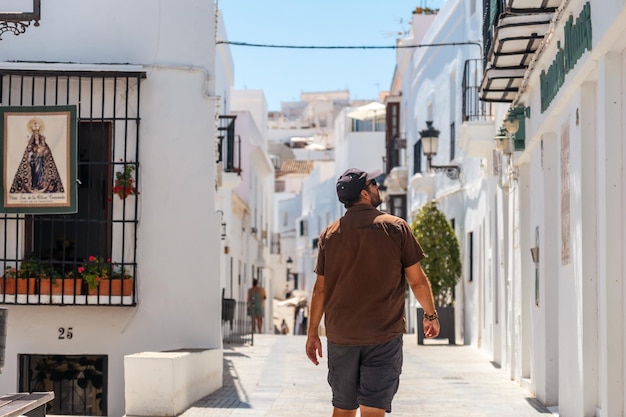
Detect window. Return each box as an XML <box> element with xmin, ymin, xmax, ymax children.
<box><xmin>390</xmin><ymin>195</ymin><xmax>406</xmax><ymax>219</ymax></box>
<box><xmin>450</xmin><ymin>122</ymin><xmax>456</xmax><ymax>161</ymax></box>
<box><xmin>386</xmin><ymin>102</ymin><xmax>400</xmax><ymax>172</ymax></box>
<box><xmin>19</xmin><ymin>354</ymin><xmax>108</xmax><ymax>415</ymax></box>
<box><xmin>0</xmin><ymin>69</ymin><xmax>142</xmax><ymax>306</ymax></box>
<box><xmin>468</xmin><ymin>231</ymin><xmax>474</xmax><ymax>282</ymax></box>
<box><xmin>413</xmin><ymin>140</ymin><xmax>422</xmax><ymax>174</ymax></box>
<box><xmin>299</xmin><ymin>219</ymin><xmax>308</xmax><ymax>236</ymax></box>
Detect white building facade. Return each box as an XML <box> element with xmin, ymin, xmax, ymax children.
<box><xmin>0</xmin><ymin>1</ymin><xmax>234</xmax><ymax>415</ymax></box>
<box><xmin>398</xmin><ymin>0</ymin><xmax>626</xmax><ymax>415</ymax></box>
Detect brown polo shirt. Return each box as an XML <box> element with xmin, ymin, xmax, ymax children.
<box><xmin>315</xmin><ymin>204</ymin><xmax>425</xmax><ymax>345</ymax></box>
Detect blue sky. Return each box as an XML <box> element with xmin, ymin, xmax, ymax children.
<box><xmin>218</xmin><ymin>0</ymin><xmax>447</xmax><ymax>111</ymax></box>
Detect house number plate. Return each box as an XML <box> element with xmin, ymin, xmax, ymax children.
<box><xmin>58</xmin><ymin>327</ymin><xmax>73</xmax><ymax>339</ymax></box>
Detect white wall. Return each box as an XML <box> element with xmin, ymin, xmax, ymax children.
<box><xmin>0</xmin><ymin>1</ymin><xmax>228</xmax><ymax>415</ymax></box>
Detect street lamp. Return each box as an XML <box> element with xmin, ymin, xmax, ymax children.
<box><xmin>419</xmin><ymin>121</ymin><xmax>461</xmax><ymax>180</ymax></box>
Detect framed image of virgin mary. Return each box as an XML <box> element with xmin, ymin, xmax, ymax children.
<box><xmin>0</xmin><ymin>106</ymin><xmax>77</xmax><ymax>214</ymax></box>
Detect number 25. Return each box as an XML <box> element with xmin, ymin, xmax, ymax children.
<box><xmin>58</xmin><ymin>327</ymin><xmax>73</xmax><ymax>339</ymax></box>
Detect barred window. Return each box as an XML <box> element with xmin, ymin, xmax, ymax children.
<box><xmin>0</xmin><ymin>69</ymin><xmax>144</xmax><ymax>306</ymax></box>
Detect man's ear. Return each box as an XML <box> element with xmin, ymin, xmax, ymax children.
<box><xmin>359</xmin><ymin>188</ymin><xmax>370</xmax><ymax>201</ymax></box>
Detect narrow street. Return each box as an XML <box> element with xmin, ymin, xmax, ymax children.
<box><xmin>183</xmin><ymin>334</ymin><xmax>556</xmax><ymax>417</ymax></box>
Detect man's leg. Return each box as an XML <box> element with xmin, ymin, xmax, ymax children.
<box><xmin>332</xmin><ymin>408</ymin><xmax>357</xmax><ymax>417</ymax></box>
<box><xmin>327</xmin><ymin>342</ymin><xmax>360</xmax><ymax>415</ymax></box>
<box><xmin>359</xmin><ymin>335</ymin><xmax>403</xmax><ymax>415</ymax></box>
<box><xmin>359</xmin><ymin>405</ymin><xmax>385</xmax><ymax>417</ymax></box>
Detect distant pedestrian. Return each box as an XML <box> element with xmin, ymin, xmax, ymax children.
<box><xmin>306</xmin><ymin>168</ymin><xmax>440</xmax><ymax>417</ymax></box>
<box><xmin>247</xmin><ymin>279</ymin><xmax>267</xmax><ymax>333</ymax></box>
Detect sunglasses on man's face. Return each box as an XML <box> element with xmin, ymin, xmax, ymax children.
<box><xmin>365</xmin><ymin>179</ymin><xmax>377</xmax><ymax>188</ymax></box>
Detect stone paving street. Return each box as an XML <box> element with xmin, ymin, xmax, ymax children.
<box><xmin>183</xmin><ymin>334</ymin><xmax>557</xmax><ymax>417</ymax></box>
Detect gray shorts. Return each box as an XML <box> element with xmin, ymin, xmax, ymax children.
<box><xmin>327</xmin><ymin>334</ymin><xmax>403</xmax><ymax>412</ymax></box>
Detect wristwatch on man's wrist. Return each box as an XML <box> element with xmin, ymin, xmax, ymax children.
<box><xmin>423</xmin><ymin>311</ymin><xmax>438</xmax><ymax>321</ymax></box>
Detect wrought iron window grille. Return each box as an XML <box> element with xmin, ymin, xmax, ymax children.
<box><xmin>0</xmin><ymin>68</ymin><xmax>145</xmax><ymax>306</ymax></box>
<box><xmin>0</xmin><ymin>0</ymin><xmax>41</xmax><ymax>40</ymax></box>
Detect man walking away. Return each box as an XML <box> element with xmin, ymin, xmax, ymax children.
<box><xmin>306</xmin><ymin>168</ymin><xmax>440</xmax><ymax>417</ymax></box>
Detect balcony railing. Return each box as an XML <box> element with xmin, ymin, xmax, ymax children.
<box><xmin>217</xmin><ymin>115</ymin><xmax>241</xmax><ymax>174</ymax></box>
<box><xmin>463</xmin><ymin>59</ymin><xmax>494</xmax><ymax>121</ymax></box>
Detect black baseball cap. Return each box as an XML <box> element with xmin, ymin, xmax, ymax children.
<box><xmin>336</xmin><ymin>168</ymin><xmax>381</xmax><ymax>204</ymax></box>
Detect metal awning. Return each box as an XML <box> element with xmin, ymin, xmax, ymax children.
<box><xmin>480</xmin><ymin>67</ymin><xmax>526</xmax><ymax>102</ymax></box>
<box><xmin>488</xmin><ymin>13</ymin><xmax>553</xmax><ymax>68</ymax></box>
<box><xmin>506</xmin><ymin>0</ymin><xmax>562</xmax><ymax>13</ymax></box>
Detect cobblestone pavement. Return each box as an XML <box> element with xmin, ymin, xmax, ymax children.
<box><xmin>183</xmin><ymin>334</ymin><xmax>557</xmax><ymax>417</ymax></box>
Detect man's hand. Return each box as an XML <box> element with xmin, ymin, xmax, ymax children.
<box><xmin>306</xmin><ymin>335</ymin><xmax>323</xmax><ymax>365</ymax></box>
<box><xmin>423</xmin><ymin>318</ymin><xmax>440</xmax><ymax>339</ymax></box>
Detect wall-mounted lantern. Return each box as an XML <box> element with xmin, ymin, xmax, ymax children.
<box><xmin>494</xmin><ymin>128</ymin><xmax>513</xmax><ymax>155</ymax></box>
<box><xmin>503</xmin><ymin>106</ymin><xmax>530</xmax><ymax>151</ymax></box>
<box><xmin>0</xmin><ymin>0</ymin><xmax>41</xmax><ymax>40</ymax></box>
<box><xmin>419</xmin><ymin>121</ymin><xmax>461</xmax><ymax>180</ymax></box>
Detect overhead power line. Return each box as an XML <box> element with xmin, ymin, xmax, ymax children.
<box><xmin>217</xmin><ymin>40</ymin><xmax>483</xmax><ymax>56</ymax></box>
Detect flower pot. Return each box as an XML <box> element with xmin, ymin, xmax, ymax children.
<box><xmin>38</xmin><ymin>278</ymin><xmax>82</xmax><ymax>295</ymax></box>
<box><xmin>0</xmin><ymin>277</ymin><xmax>37</xmax><ymax>294</ymax></box>
<box><xmin>88</xmin><ymin>279</ymin><xmax>133</xmax><ymax>296</ymax></box>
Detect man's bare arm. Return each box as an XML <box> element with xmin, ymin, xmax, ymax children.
<box><xmin>405</xmin><ymin>262</ymin><xmax>440</xmax><ymax>338</ymax></box>
<box><xmin>306</xmin><ymin>275</ymin><xmax>325</xmax><ymax>365</ymax></box>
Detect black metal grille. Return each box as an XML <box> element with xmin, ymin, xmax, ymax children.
<box><xmin>222</xmin><ymin>299</ymin><xmax>253</xmax><ymax>345</ymax></box>
<box><xmin>0</xmin><ymin>69</ymin><xmax>144</xmax><ymax>306</ymax></box>
<box><xmin>19</xmin><ymin>354</ymin><xmax>108</xmax><ymax>415</ymax></box>
<box><xmin>217</xmin><ymin>115</ymin><xmax>240</xmax><ymax>174</ymax></box>
<box><xmin>462</xmin><ymin>59</ymin><xmax>494</xmax><ymax>121</ymax></box>
<box><xmin>413</xmin><ymin>140</ymin><xmax>422</xmax><ymax>175</ymax></box>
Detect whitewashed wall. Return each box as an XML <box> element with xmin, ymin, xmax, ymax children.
<box><xmin>400</xmin><ymin>0</ymin><xmax>492</xmax><ymax>354</ymax></box>
<box><xmin>224</xmin><ymin>102</ymin><xmax>275</xmax><ymax>332</ymax></box>
<box><xmin>0</xmin><ymin>1</ymin><xmax>229</xmax><ymax>415</ymax></box>
<box><xmin>490</xmin><ymin>0</ymin><xmax>626</xmax><ymax>414</ymax></box>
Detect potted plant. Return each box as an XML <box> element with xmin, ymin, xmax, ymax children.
<box><xmin>1</xmin><ymin>266</ymin><xmax>36</xmax><ymax>295</ymax></box>
<box><xmin>14</xmin><ymin>254</ymin><xmax>81</xmax><ymax>296</ymax></box>
<box><xmin>99</xmin><ymin>263</ymin><xmax>134</xmax><ymax>296</ymax></box>
<box><xmin>112</xmin><ymin>159</ymin><xmax>139</xmax><ymax>200</ymax></box>
<box><xmin>0</xmin><ymin>255</ymin><xmax>42</xmax><ymax>295</ymax></box>
<box><xmin>39</xmin><ymin>269</ymin><xmax>82</xmax><ymax>296</ymax></box>
<box><xmin>79</xmin><ymin>256</ymin><xmax>133</xmax><ymax>296</ymax></box>
<box><xmin>411</xmin><ymin>202</ymin><xmax>462</xmax><ymax>344</ymax></box>
<box><xmin>79</xmin><ymin>256</ymin><xmax>110</xmax><ymax>294</ymax></box>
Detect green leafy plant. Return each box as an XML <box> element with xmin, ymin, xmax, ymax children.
<box><xmin>111</xmin><ymin>263</ymin><xmax>132</xmax><ymax>279</ymax></box>
<box><xmin>3</xmin><ymin>266</ymin><xmax>17</xmax><ymax>278</ymax></box>
<box><xmin>113</xmin><ymin>160</ymin><xmax>139</xmax><ymax>200</ymax></box>
<box><xmin>78</xmin><ymin>256</ymin><xmax>111</xmax><ymax>290</ymax></box>
<box><xmin>19</xmin><ymin>254</ymin><xmax>54</xmax><ymax>279</ymax></box>
<box><xmin>411</xmin><ymin>202</ymin><xmax>462</xmax><ymax>307</ymax></box>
